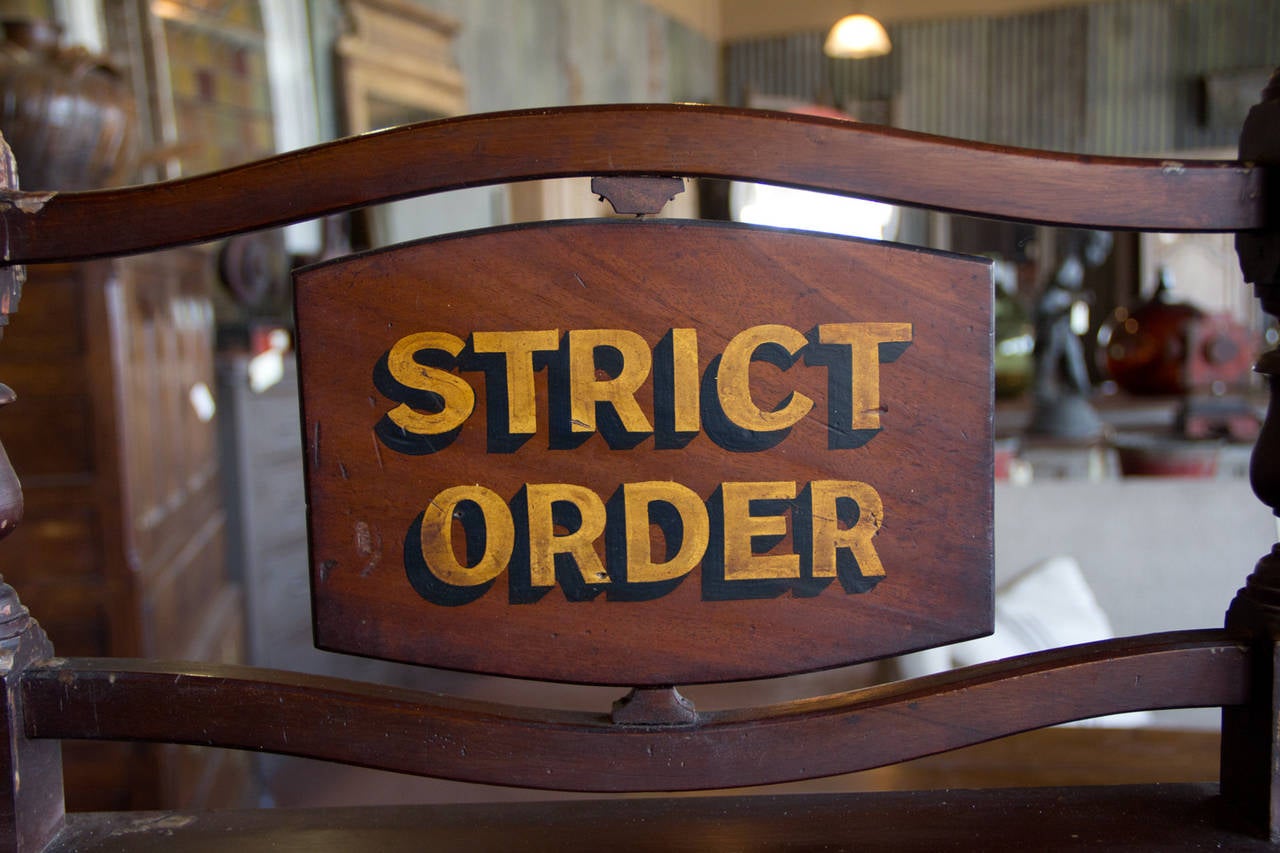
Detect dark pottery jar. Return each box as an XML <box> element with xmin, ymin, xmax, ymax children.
<box><xmin>0</xmin><ymin>18</ymin><xmax>134</xmax><ymax>190</ymax></box>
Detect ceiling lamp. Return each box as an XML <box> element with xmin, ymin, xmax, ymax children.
<box><xmin>823</xmin><ymin>14</ymin><xmax>891</xmax><ymax>59</ymax></box>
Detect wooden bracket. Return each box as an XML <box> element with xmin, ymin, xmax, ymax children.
<box><xmin>591</xmin><ymin>176</ymin><xmax>685</xmax><ymax>216</ymax></box>
<box><xmin>611</xmin><ymin>687</ymin><xmax>698</xmax><ymax>728</ymax></box>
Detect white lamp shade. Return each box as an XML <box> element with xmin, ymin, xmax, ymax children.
<box><xmin>824</xmin><ymin>14</ymin><xmax>892</xmax><ymax>59</ymax></box>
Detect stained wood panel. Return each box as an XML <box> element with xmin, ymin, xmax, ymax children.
<box><xmin>295</xmin><ymin>220</ymin><xmax>993</xmax><ymax>684</ymax></box>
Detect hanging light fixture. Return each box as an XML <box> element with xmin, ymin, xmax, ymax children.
<box><xmin>823</xmin><ymin>14</ymin><xmax>892</xmax><ymax>59</ymax></box>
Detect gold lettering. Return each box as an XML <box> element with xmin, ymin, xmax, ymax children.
<box><xmin>809</xmin><ymin>480</ymin><xmax>885</xmax><ymax>578</ymax></box>
<box><xmin>670</xmin><ymin>328</ymin><xmax>701</xmax><ymax>433</ymax></box>
<box><xmin>717</xmin><ymin>324</ymin><xmax>813</xmax><ymax>432</ymax></box>
<box><xmin>817</xmin><ymin>322</ymin><xmax>913</xmax><ymax>431</ymax></box>
<box><xmin>568</xmin><ymin>329</ymin><xmax>654</xmax><ymax>435</ymax></box>
<box><xmin>418</xmin><ymin>484</ymin><xmax>514</xmax><ymax>586</ymax></box>
<box><xmin>722</xmin><ymin>480</ymin><xmax>800</xmax><ymax>580</ymax></box>
<box><xmin>385</xmin><ymin>332</ymin><xmax>475</xmax><ymax>435</ymax></box>
<box><xmin>526</xmin><ymin>483</ymin><xmax>609</xmax><ymax>587</ymax></box>
<box><xmin>623</xmin><ymin>480</ymin><xmax>709</xmax><ymax>583</ymax></box>
<box><xmin>471</xmin><ymin>329</ymin><xmax>559</xmax><ymax>435</ymax></box>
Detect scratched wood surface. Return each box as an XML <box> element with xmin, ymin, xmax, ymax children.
<box><xmin>20</xmin><ymin>632</ymin><xmax>1247</xmax><ymax>791</ymax></box>
<box><xmin>0</xmin><ymin>105</ymin><xmax>1262</xmax><ymax>267</ymax></box>
<box><xmin>294</xmin><ymin>220</ymin><xmax>993</xmax><ymax>684</ymax></box>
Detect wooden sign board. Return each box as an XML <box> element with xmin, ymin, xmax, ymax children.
<box><xmin>294</xmin><ymin>220</ymin><xmax>993</xmax><ymax>685</ymax></box>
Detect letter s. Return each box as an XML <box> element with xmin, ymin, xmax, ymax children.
<box><xmin>383</xmin><ymin>331</ymin><xmax>475</xmax><ymax>435</ymax></box>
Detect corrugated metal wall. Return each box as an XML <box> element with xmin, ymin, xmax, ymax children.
<box><xmin>724</xmin><ymin>0</ymin><xmax>1280</xmax><ymax>154</ymax></box>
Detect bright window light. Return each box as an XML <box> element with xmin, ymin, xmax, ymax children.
<box><xmin>731</xmin><ymin>182</ymin><xmax>899</xmax><ymax>241</ymax></box>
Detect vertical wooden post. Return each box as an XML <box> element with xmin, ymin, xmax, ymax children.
<box><xmin>0</xmin><ymin>579</ymin><xmax>62</xmax><ymax>853</ymax></box>
<box><xmin>0</xmin><ymin>130</ymin><xmax>58</xmax><ymax>853</ymax></box>
<box><xmin>1225</xmin><ymin>69</ymin><xmax>1280</xmax><ymax>841</ymax></box>
<box><xmin>0</xmin><ymin>127</ymin><xmax>23</xmax><ymax>342</ymax></box>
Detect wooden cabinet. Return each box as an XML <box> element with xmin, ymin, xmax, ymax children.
<box><xmin>0</xmin><ymin>251</ymin><xmax>247</xmax><ymax>810</ymax></box>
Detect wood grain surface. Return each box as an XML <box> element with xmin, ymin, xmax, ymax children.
<box><xmin>294</xmin><ymin>219</ymin><xmax>993</xmax><ymax>684</ymax></box>
<box><xmin>22</xmin><ymin>631</ymin><xmax>1246</xmax><ymax>792</ymax></box>
<box><xmin>0</xmin><ymin>104</ymin><xmax>1262</xmax><ymax>267</ymax></box>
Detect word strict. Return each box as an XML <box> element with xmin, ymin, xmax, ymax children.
<box><xmin>377</xmin><ymin>322</ymin><xmax>912</xmax><ymax>453</ymax></box>
<box><xmin>404</xmin><ymin>479</ymin><xmax>886</xmax><ymax>605</ymax></box>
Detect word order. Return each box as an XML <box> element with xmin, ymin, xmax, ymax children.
<box><xmin>378</xmin><ymin>322</ymin><xmax>912</xmax><ymax>452</ymax></box>
<box><xmin>404</xmin><ymin>478</ymin><xmax>884</xmax><ymax>603</ymax></box>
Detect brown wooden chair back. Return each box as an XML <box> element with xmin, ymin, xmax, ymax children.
<box><xmin>0</xmin><ymin>89</ymin><xmax>1279</xmax><ymax>849</ymax></box>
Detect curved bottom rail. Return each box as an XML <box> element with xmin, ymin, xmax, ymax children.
<box><xmin>21</xmin><ymin>630</ymin><xmax>1247</xmax><ymax>792</ymax></box>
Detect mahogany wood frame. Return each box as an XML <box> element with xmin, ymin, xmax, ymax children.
<box><xmin>0</xmin><ymin>104</ymin><xmax>1261</xmax><ymax>265</ymax></box>
<box><xmin>14</xmin><ymin>632</ymin><xmax>1246</xmax><ymax>792</ymax></box>
<box><xmin>0</xmin><ymin>83</ymin><xmax>1277</xmax><ymax>849</ymax></box>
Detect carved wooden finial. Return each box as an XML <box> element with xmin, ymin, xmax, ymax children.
<box><xmin>0</xmin><ymin>385</ymin><xmax>21</xmax><ymax>545</ymax></box>
<box><xmin>0</xmin><ymin>128</ymin><xmax>24</xmax><ymax>340</ymax></box>
<box><xmin>1236</xmin><ymin>65</ymin><xmax>1280</xmax><ymax>546</ymax></box>
<box><xmin>1247</xmin><ymin>351</ymin><xmax>1280</xmax><ymax>518</ymax></box>
<box><xmin>0</xmin><ymin>574</ymin><xmax>29</xmax><ymax>642</ymax></box>
<box><xmin>0</xmin><ymin>132</ymin><xmax>26</xmax><ymax>549</ymax></box>
<box><xmin>591</xmin><ymin>176</ymin><xmax>685</xmax><ymax>217</ymax></box>
<box><xmin>1236</xmin><ymin>68</ymin><xmax>1280</xmax><ymax>532</ymax></box>
<box><xmin>1224</xmin><ymin>69</ymin><xmax>1280</xmax><ymax>838</ymax></box>
<box><xmin>1262</xmin><ymin>67</ymin><xmax>1280</xmax><ymax>104</ymax></box>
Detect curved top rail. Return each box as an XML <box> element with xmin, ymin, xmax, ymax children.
<box><xmin>0</xmin><ymin>104</ymin><xmax>1264</xmax><ymax>265</ymax></box>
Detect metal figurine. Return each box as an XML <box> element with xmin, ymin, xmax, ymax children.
<box><xmin>1027</xmin><ymin>231</ymin><xmax>1112</xmax><ymax>440</ymax></box>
